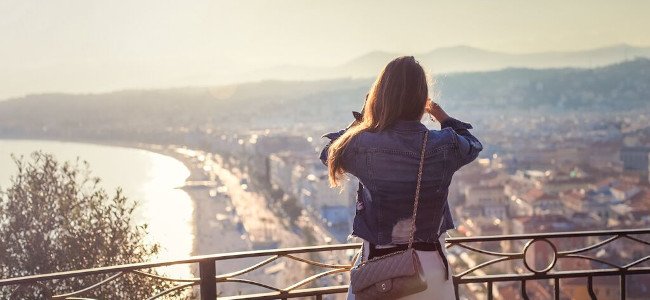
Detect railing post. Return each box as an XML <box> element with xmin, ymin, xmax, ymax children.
<box><xmin>199</xmin><ymin>259</ymin><xmax>216</xmax><ymax>300</ymax></box>
<box><xmin>620</xmin><ymin>275</ymin><xmax>626</xmax><ymax>300</ymax></box>
<box><xmin>487</xmin><ymin>281</ymin><xmax>493</xmax><ymax>300</ymax></box>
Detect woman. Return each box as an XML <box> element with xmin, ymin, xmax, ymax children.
<box><xmin>319</xmin><ymin>56</ymin><xmax>482</xmax><ymax>299</ymax></box>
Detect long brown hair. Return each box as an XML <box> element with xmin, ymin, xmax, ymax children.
<box><xmin>327</xmin><ymin>56</ymin><xmax>429</xmax><ymax>187</ymax></box>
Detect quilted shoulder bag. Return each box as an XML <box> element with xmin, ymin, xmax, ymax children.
<box><xmin>350</xmin><ymin>131</ymin><xmax>439</xmax><ymax>300</ymax></box>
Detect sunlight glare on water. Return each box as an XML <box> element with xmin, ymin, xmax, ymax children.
<box><xmin>139</xmin><ymin>152</ymin><xmax>194</xmax><ymax>277</ymax></box>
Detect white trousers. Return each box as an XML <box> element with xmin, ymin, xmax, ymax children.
<box><xmin>346</xmin><ymin>236</ymin><xmax>456</xmax><ymax>300</ymax></box>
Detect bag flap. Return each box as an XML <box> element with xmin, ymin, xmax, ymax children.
<box><xmin>350</xmin><ymin>249</ymin><xmax>418</xmax><ymax>293</ymax></box>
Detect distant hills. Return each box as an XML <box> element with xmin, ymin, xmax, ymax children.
<box><xmin>250</xmin><ymin>44</ymin><xmax>650</xmax><ymax>81</ymax></box>
<box><xmin>0</xmin><ymin>59</ymin><xmax>648</xmax><ymax>141</ymax></box>
<box><xmin>2</xmin><ymin>44</ymin><xmax>649</xmax><ymax>102</ymax></box>
<box><xmin>438</xmin><ymin>58</ymin><xmax>650</xmax><ymax>110</ymax></box>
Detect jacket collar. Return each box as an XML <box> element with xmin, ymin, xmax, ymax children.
<box><xmin>390</xmin><ymin>119</ymin><xmax>428</xmax><ymax>132</ymax></box>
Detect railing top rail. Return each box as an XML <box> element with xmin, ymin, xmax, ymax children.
<box><xmin>0</xmin><ymin>243</ymin><xmax>361</xmax><ymax>286</ymax></box>
<box><xmin>2</xmin><ymin>228</ymin><xmax>649</xmax><ymax>287</ymax></box>
<box><xmin>445</xmin><ymin>228</ymin><xmax>650</xmax><ymax>243</ymax></box>
<box><xmin>456</xmin><ymin>266</ymin><xmax>650</xmax><ymax>283</ymax></box>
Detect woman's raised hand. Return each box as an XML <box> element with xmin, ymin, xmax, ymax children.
<box><xmin>425</xmin><ymin>98</ymin><xmax>450</xmax><ymax>123</ymax></box>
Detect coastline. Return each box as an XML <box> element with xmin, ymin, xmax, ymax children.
<box><xmin>0</xmin><ymin>137</ymin><xmax>241</xmax><ymax>254</ymax></box>
<box><xmin>0</xmin><ymin>137</ymin><xmax>351</xmax><ymax>295</ymax></box>
<box><xmin>0</xmin><ymin>138</ymin><xmax>272</xmax><ymax>293</ymax></box>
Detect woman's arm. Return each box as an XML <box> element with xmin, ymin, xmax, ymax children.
<box><xmin>319</xmin><ymin>107</ymin><xmax>364</xmax><ymax>166</ymax></box>
<box><xmin>319</xmin><ymin>128</ymin><xmax>346</xmax><ymax>166</ymax></box>
<box><xmin>426</xmin><ymin>100</ymin><xmax>483</xmax><ymax>170</ymax></box>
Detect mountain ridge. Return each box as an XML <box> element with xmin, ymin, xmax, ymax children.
<box><xmin>5</xmin><ymin>56</ymin><xmax>647</xmax><ymax>103</ymax></box>
<box><xmin>1</xmin><ymin>58</ymin><xmax>647</xmax><ymax>110</ymax></box>
<box><xmin>236</xmin><ymin>44</ymin><xmax>650</xmax><ymax>85</ymax></box>
<box><xmin>0</xmin><ymin>58</ymin><xmax>647</xmax><ymax>143</ymax></box>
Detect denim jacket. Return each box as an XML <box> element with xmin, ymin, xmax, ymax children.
<box><xmin>320</xmin><ymin>117</ymin><xmax>482</xmax><ymax>245</ymax></box>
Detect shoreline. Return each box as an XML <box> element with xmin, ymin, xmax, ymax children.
<box><xmin>0</xmin><ymin>138</ymin><xmax>352</xmax><ymax>294</ymax></box>
<box><xmin>0</xmin><ymin>137</ymin><xmax>203</xmax><ymax>184</ymax></box>
<box><xmin>0</xmin><ymin>137</ymin><xmax>232</xmax><ymax>252</ymax></box>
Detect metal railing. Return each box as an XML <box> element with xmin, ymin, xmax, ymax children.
<box><xmin>1</xmin><ymin>228</ymin><xmax>649</xmax><ymax>299</ymax></box>
<box><xmin>448</xmin><ymin>228</ymin><xmax>650</xmax><ymax>299</ymax></box>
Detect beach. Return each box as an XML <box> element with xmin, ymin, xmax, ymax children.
<box><xmin>0</xmin><ymin>138</ymin><xmax>349</xmax><ymax>297</ymax></box>
<box><xmin>138</xmin><ymin>144</ymin><xmax>339</xmax><ymax>296</ymax></box>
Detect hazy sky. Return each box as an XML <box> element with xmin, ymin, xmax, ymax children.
<box><xmin>1</xmin><ymin>0</ymin><xmax>649</xmax><ymax>99</ymax></box>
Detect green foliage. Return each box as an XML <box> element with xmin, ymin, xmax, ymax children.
<box><xmin>0</xmin><ymin>152</ymin><xmax>181</xmax><ymax>299</ymax></box>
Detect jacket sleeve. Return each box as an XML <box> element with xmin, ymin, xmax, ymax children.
<box><xmin>441</xmin><ymin>117</ymin><xmax>483</xmax><ymax>170</ymax></box>
<box><xmin>319</xmin><ymin>129</ymin><xmax>347</xmax><ymax>166</ymax></box>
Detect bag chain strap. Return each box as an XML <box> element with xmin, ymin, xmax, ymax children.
<box><xmin>407</xmin><ymin>131</ymin><xmax>428</xmax><ymax>249</ymax></box>
<box><xmin>357</xmin><ymin>131</ymin><xmax>428</xmax><ymax>264</ymax></box>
